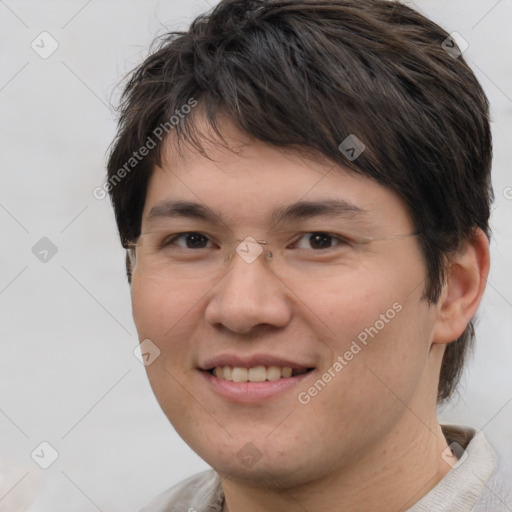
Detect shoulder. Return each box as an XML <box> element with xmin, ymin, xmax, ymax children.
<box><xmin>138</xmin><ymin>469</ymin><xmax>224</xmax><ymax>512</ymax></box>
<box><xmin>472</xmin><ymin>460</ymin><xmax>512</xmax><ymax>512</ymax></box>
<box><xmin>464</xmin><ymin>426</ymin><xmax>512</xmax><ymax>511</ymax></box>
<box><xmin>409</xmin><ymin>424</ymin><xmax>512</xmax><ymax>511</ymax></box>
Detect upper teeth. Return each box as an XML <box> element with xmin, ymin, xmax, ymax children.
<box><xmin>213</xmin><ymin>366</ymin><xmax>293</xmax><ymax>382</ymax></box>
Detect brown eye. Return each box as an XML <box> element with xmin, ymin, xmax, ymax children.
<box><xmin>294</xmin><ymin>232</ymin><xmax>350</xmax><ymax>250</ymax></box>
<box><xmin>165</xmin><ymin>232</ymin><xmax>212</xmax><ymax>249</ymax></box>
<box><xmin>309</xmin><ymin>233</ymin><xmax>334</xmax><ymax>249</ymax></box>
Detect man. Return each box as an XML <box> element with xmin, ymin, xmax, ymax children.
<box><xmin>106</xmin><ymin>0</ymin><xmax>511</xmax><ymax>510</ymax></box>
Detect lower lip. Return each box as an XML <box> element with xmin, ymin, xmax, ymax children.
<box><xmin>200</xmin><ymin>370</ymin><xmax>313</xmax><ymax>403</ymax></box>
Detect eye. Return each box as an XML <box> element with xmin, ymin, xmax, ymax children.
<box><xmin>164</xmin><ymin>232</ymin><xmax>213</xmax><ymax>249</ymax></box>
<box><xmin>293</xmin><ymin>232</ymin><xmax>351</xmax><ymax>250</ymax></box>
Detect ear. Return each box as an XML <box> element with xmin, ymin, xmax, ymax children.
<box><xmin>432</xmin><ymin>228</ymin><xmax>490</xmax><ymax>345</ymax></box>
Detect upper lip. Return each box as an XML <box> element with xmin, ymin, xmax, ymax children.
<box><xmin>199</xmin><ymin>353</ymin><xmax>314</xmax><ymax>371</ymax></box>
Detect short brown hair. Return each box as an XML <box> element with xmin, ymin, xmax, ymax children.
<box><xmin>106</xmin><ymin>0</ymin><xmax>493</xmax><ymax>403</ymax></box>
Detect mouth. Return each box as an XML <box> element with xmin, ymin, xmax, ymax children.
<box><xmin>198</xmin><ymin>354</ymin><xmax>316</xmax><ymax>402</ymax></box>
<box><xmin>206</xmin><ymin>365</ymin><xmax>314</xmax><ymax>382</ymax></box>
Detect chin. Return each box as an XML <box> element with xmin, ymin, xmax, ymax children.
<box><xmin>193</xmin><ymin>438</ymin><xmax>322</xmax><ymax>488</ymax></box>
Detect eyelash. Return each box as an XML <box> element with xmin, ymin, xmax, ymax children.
<box><xmin>162</xmin><ymin>232</ymin><xmax>353</xmax><ymax>250</ymax></box>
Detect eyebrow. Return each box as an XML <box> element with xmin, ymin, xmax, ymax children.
<box><xmin>270</xmin><ymin>199</ymin><xmax>366</xmax><ymax>224</ymax></box>
<box><xmin>147</xmin><ymin>199</ymin><xmax>367</xmax><ymax>225</ymax></box>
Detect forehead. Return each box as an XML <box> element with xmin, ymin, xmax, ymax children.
<box><xmin>142</xmin><ymin>118</ymin><xmax>414</xmax><ymax>233</ymax></box>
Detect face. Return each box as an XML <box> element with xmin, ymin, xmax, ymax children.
<box><xmin>131</xmin><ymin>117</ymin><xmax>441</xmax><ymax>487</ymax></box>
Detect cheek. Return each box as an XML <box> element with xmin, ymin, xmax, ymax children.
<box><xmin>130</xmin><ymin>277</ymin><xmax>201</xmax><ymax>418</ymax></box>
<box><xmin>131</xmin><ymin>279</ymin><xmax>165</xmax><ymax>340</ymax></box>
<box><xmin>290</xmin><ymin>277</ymin><xmax>405</xmax><ymax>348</ymax></box>
<box><xmin>297</xmin><ymin>270</ymin><xmax>431</xmax><ymax>392</ymax></box>
<box><xmin>131</xmin><ymin>276</ymin><xmax>227</xmax><ymax>388</ymax></box>
<box><xmin>131</xmin><ymin>276</ymin><xmax>201</xmax><ymax>339</ymax></box>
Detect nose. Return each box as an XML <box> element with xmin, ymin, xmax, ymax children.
<box><xmin>204</xmin><ymin>247</ymin><xmax>292</xmax><ymax>334</ymax></box>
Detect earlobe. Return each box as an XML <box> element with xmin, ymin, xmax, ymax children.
<box><xmin>432</xmin><ymin>228</ymin><xmax>490</xmax><ymax>345</ymax></box>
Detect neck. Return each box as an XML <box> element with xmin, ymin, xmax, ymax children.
<box><xmin>221</xmin><ymin>421</ymin><xmax>452</xmax><ymax>512</ymax></box>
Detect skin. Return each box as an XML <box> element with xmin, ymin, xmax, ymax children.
<box><xmin>131</xmin><ymin>115</ymin><xmax>490</xmax><ymax>512</ymax></box>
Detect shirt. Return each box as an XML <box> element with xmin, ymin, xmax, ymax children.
<box><xmin>139</xmin><ymin>425</ymin><xmax>512</xmax><ymax>512</ymax></box>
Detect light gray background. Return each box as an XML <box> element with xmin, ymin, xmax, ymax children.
<box><xmin>0</xmin><ymin>0</ymin><xmax>511</xmax><ymax>510</ymax></box>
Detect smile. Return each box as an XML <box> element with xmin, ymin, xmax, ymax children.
<box><xmin>210</xmin><ymin>365</ymin><xmax>311</xmax><ymax>382</ymax></box>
